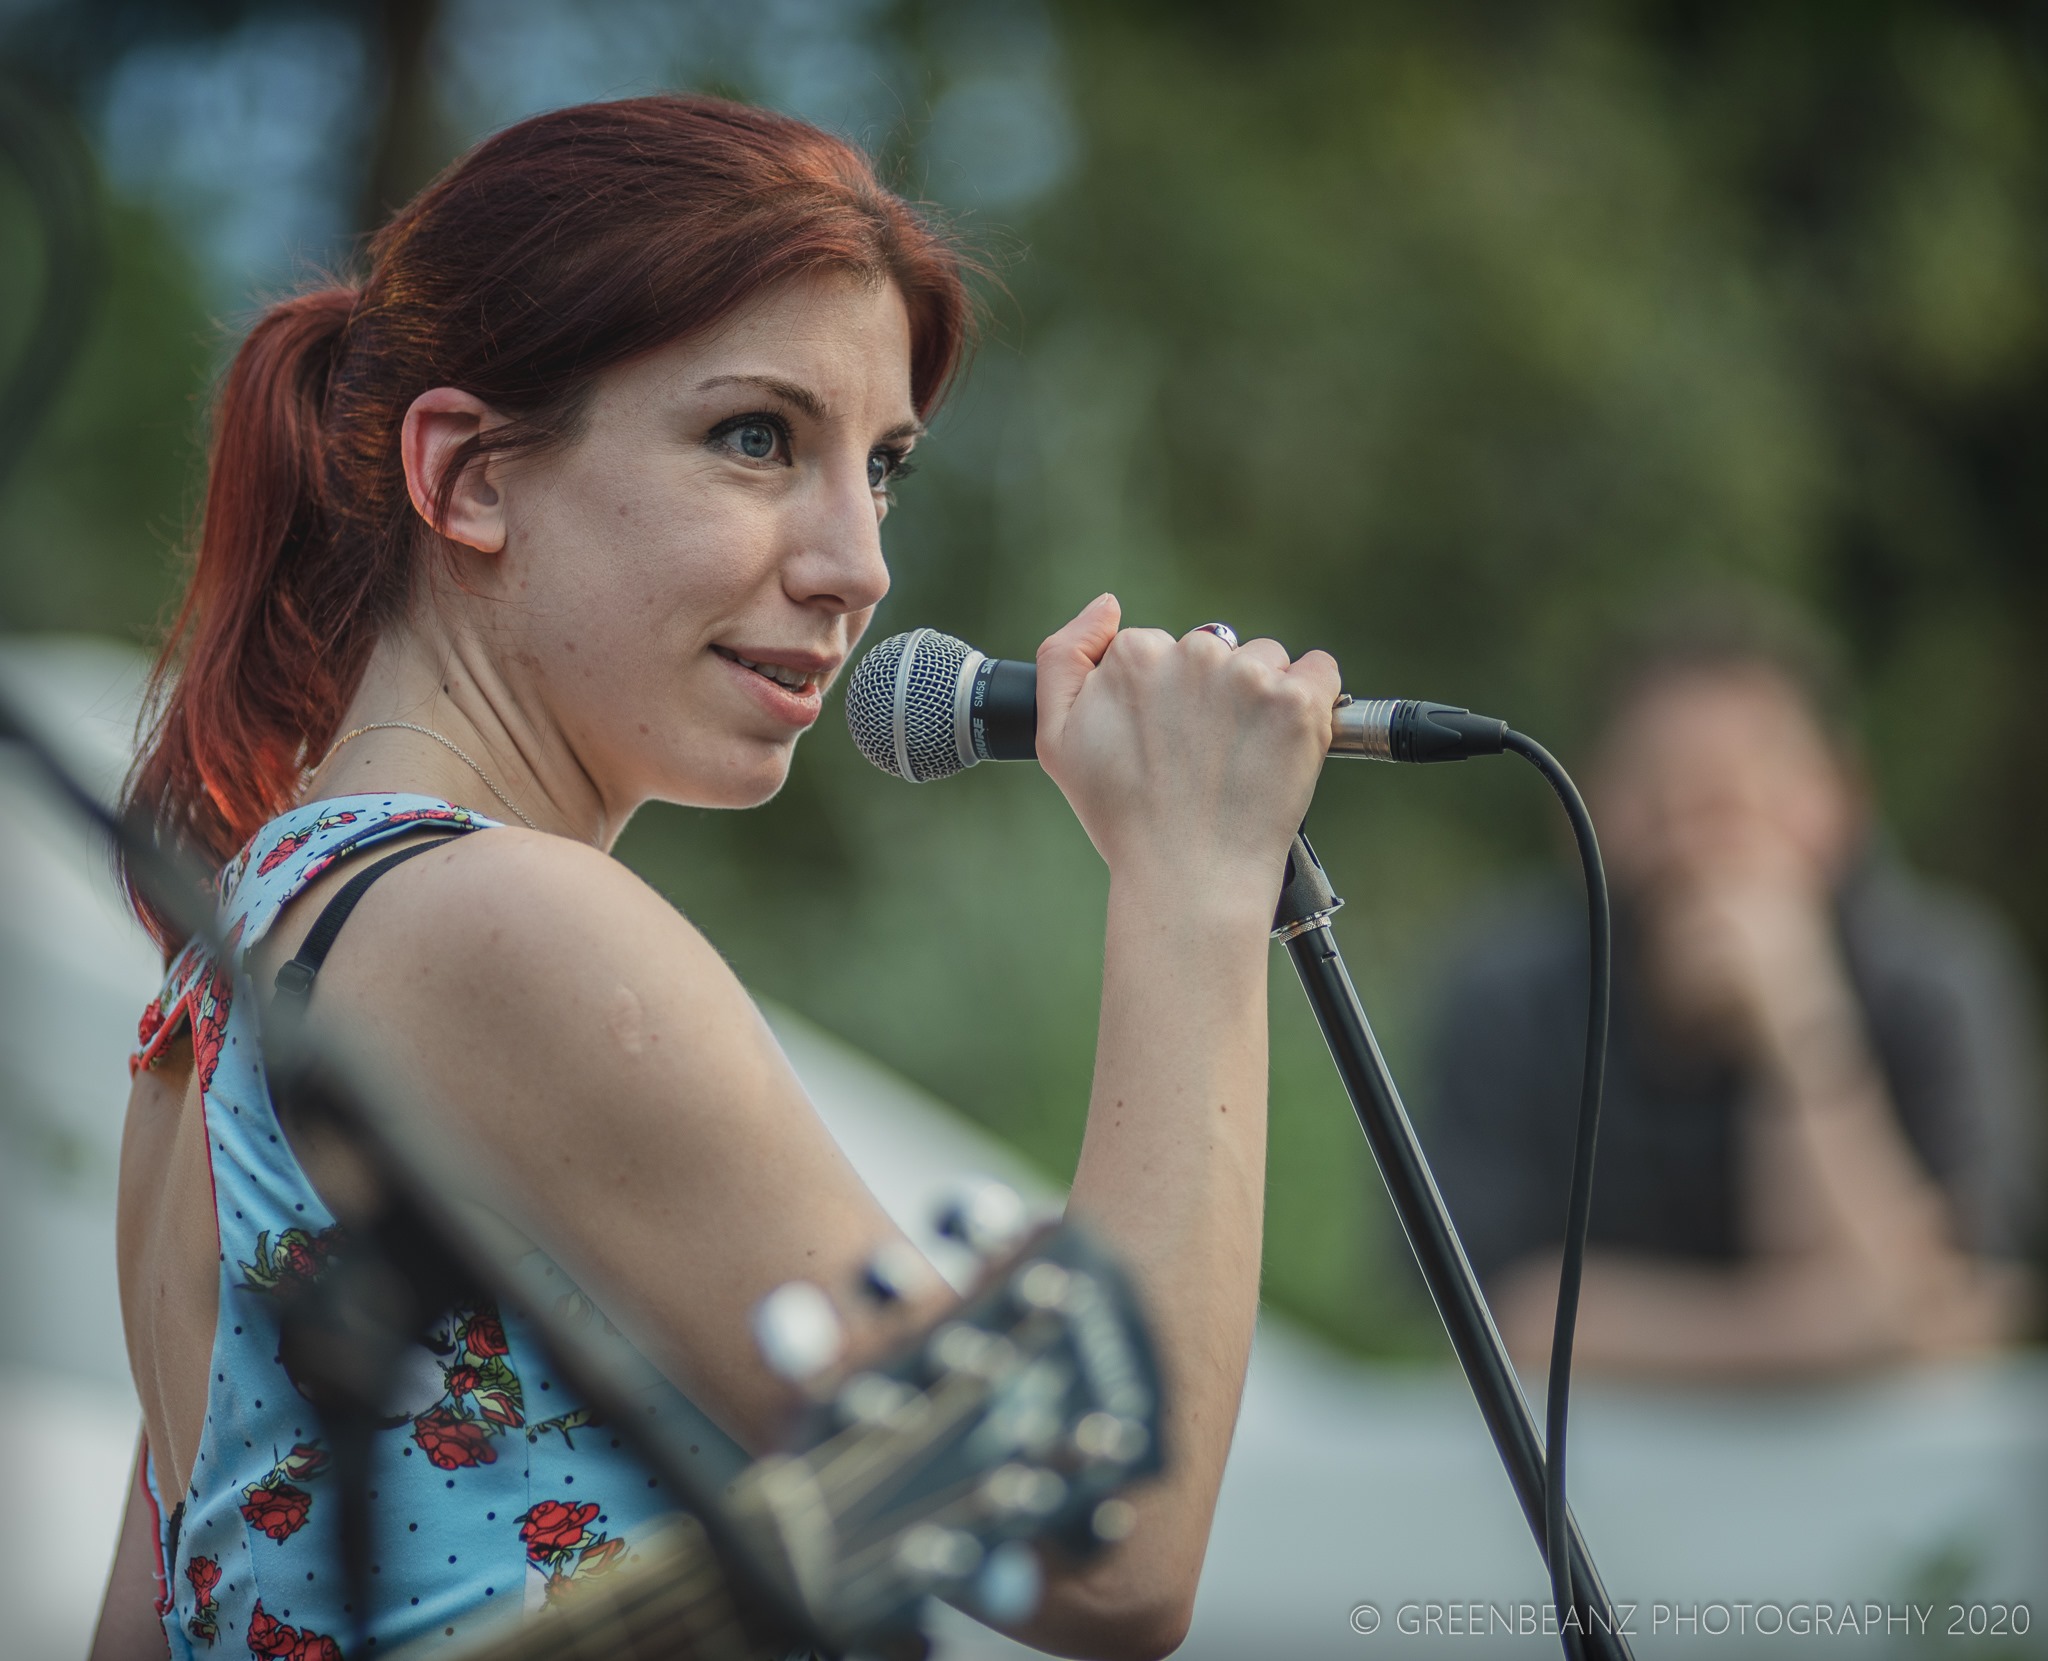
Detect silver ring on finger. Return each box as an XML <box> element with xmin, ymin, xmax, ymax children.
<box><xmin>1190</xmin><ymin>621</ymin><xmax>1239</xmax><ymax>649</ymax></box>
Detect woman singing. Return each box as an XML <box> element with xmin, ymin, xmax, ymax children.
<box><xmin>93</xmin><ymin>96</ymin><xmax>1339</xmax><ymax>1660</ymax></box>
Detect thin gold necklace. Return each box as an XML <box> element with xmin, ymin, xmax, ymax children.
<box><xmin>314</xmin><ymin>720</ymin><xmax>539</xmax><ymax>830</ymax></box>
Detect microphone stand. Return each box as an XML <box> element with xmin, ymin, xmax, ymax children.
<box><xmin>1272</xmin><ymin>831</ymin><xmax>1635</xmax><ymax>1661</ymax></box>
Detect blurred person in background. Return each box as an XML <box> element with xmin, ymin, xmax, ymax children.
<box><xmin>1426</xmin><ymin>599</ymin><xmax>2041</xmax><ymax>1380</ymax></box>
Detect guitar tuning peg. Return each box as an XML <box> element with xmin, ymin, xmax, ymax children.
<box><xmin>934</xmin><ymin>1178</ymin><xmax>1029</xmax><ymax>1258</ymax></box>
<box><xmin>970</xmin><ymin>1539</ymin><xmax>1043</xmax><ymax>1626</ymax></box>
<box><xmin>1091</xmin><ymin>1498</ymin><xmax>1138</xmax><ymax>1544</ymax></box>
<box><xmin>859</xmin><ymin>1239</ymin><xmax>934</xmax><ymax>1306</ymax></box>
<box><xmin>751</xmin><ymin>1280</ymin><xmax>843</xmax><ymax>1383</ymax></box>
<box><xmin>894</xmin><ymin>1521</ymin><xmax>984</xmax><ymax>1585</ymax></box>
<box><xmin>1073</xmin><ymin>1411</ymin><xmax>1150</xmax><ymax>1465</ymax></box>
<box><xmin>982</xmin><ymin>1462</ymin><xmax>1066</xmax><ymax>1518</ymax></box>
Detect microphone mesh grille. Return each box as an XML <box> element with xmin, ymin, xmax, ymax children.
<box><xmin>843</xmin><ymin>629</ymin><xmax>977</xmax><ymax>781</ymax></box>
<box><xmin>844</xmin><ymin>632</ymin><xmax>908</xmax><ymax>775</ymax></box>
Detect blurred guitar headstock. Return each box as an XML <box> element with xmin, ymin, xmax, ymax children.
<box><xmin>737</xmin><ymin>1214</ymin><xmax>1165</xmax><ymax>1646</ymax></box>
<box><xmin>413</xmin><ymin>1201</ymin><xmax>1163</xmax><ymax>1661</ymax></box>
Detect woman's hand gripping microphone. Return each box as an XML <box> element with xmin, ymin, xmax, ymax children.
<box><xmin>1033</xmin><ymin>594</ymin><xmax>1342</xmax><ymax>918</ymax></box>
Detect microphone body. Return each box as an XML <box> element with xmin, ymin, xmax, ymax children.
<box><xmin>845</xmin><ymin>628</ymin><xmax>1507</xmax><ymax>783</ymax></box>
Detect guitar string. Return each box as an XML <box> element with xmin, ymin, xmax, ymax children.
<box><xmin>563</xmin><ymin>1551</ymin><xmax>745</xmax><ymax>1661</ymax></box>
<box><xmin>792</xmin><ymin>1308</ymin><xmax>1057</xmax><ymax>1484</ymax></box>
<box><xmin>435</xmin><ymin>1520</ymin><xmax>749</xmax><ymax>1661</ymax></box>
<box><xmin>546</xmin><ymin>1560</ymin><xmax>744</xmax><ymax>1661</ymax></box>
<box><xmin>805</xmin><ymin>1391</ymin><xmax>988</xmax><ymax>1532</ymax></box>
<box><xmin>790</xmin><ymin>1362</ymin><xmax>979</xmax><ymax>1478</ymax></box>
<box><xmin>463</xmin><ymin>1412</ymin><xmax>952</xmax><ymax>1661</ymax></box>
<box><xmin>549</xmin><ymin>1392</ymin><xmax>985</xmax><ymax>1659</ymax></box>
<box><xmin>475</xmin><ymin>1560</ymin><xmax>735</xmax><ymax>1661</ymax></box>
<box><xmin>828</xmin><ymin>1483</ymin><xmax>1025</xmax><ymax>1624</ymax></box>
<box><xmin>807</xmin><ymin>1368</ymin><xmax>987</xmax><ymax>1497</ymax></box>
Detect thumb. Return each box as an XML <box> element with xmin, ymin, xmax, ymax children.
<box><xmin>1035</xmin><ymin>593</ymin><xmax>1121</xmax><ymax>744</ymax></box>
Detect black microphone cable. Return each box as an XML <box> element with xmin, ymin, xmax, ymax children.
<box><xmin>1318</xmin><ymin>703</ymin><xmax>1616</xmax><ymax>1659</ymax></box>
<box><xmin>1501</xmin><ymin>728</ymin><xmax>1611</xmax><ymax>1661</ymax></box>
<box><xmin>1302</xmin><ymin>701</ymin><xmax>1616</xmax><ymax>1659</ymax></box>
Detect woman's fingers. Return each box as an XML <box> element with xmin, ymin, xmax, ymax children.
<box><xmin>1288</xmin><ymin>649</ymin><xmax>1345</xmax><ymax>744</ymax></box>
<box><xmin>1211</xmin><ymin>638</ymin><xmax>1340</xmax><ymax>740</ymax></box>
<box><xmin>1035</xmin><ymin>602</ymin><xmax>1346</xmax><ymax>883</ymax></box>
<box><xmin>1223</xmin><ymin>633</ymin><xmax>1291</xmax><ymax>672</ymax></box>
<box><xmin>1037</xmin><ymin>593</ymin><xmax>1123</xmax><ymax>747</ymax></box>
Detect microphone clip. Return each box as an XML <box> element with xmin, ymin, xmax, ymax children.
<box><xmin>1272</xmin><ymin>828</ymin><xmax>1343</xmax><ymax>942</ymax></box>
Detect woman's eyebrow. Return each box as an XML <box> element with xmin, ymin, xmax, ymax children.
<box><xmin>695</xmin><ymin>372</ymin><xmax>923</xmax><ymax>444</ymax></box>
<box><xmin>696</xmin><ymin>372</ymin><xmax>828</xmax><ymax>421</ymax></box>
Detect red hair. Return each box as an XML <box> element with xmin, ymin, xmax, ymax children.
<box><xmin>126</xmin><ymin>95</ymin><xmax>973</xmax><ymax>948</ymax></box>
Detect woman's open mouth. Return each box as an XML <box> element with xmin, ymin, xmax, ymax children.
<box><xmin>712</xmin><ymin>645</ymin><xmax>824</xmax><ymax>691</ymax></box>
<box><xmin>711</xmin><ymin>644</ymin><xmax>831</xmax><ymax>726</ymax></box>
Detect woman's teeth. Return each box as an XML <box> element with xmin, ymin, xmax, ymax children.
<box><xmin>719</xmin><ymin>648</ymin><xmax>818</xmax><ymax>691</ymax></box>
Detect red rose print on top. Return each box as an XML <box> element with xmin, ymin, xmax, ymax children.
<box><xmin>240</xmin><ymin>1441</ymin><xmax>330</xmax><ymax>1543</ymax></box>
<box><xmin>241</xmin><ymin>1481</ymin><xmax>311</xmax><ymax>1541</ymax></box>
<box><xmin>460</xmin><ymin>1310</ymin><xmax>507</xmax><ymax>1357</ymax></box>
<box><xmin>239</xmin><ymin>1226</ymin><xmax>345</xmax><ymax>1299</ymax></box>
<box><xmin>185</xmin><ymin>1555</ymin><xmax>222</xmax><ymax>1645</ymax></box>
<box><xmin>520</xmin><ymin>1499</ymin><xmax>598</xmax><ymax>1555</ymax></box>
<box><xmin>256</xmin><ymin>831</ymin><xmax>312</xmax><ymax>876</ymax></box>
<box><xmin>246</xmin><ymin>1599</ymin><xmax>340</xmax><ymax>1660</ymax></box>
<box><xmin>412</xmin><ymin>1404</ymin><xmax>499</xmax><ymax>1471</ymax></box>
<box><xmin>402</xmin><ymin>1300</ymin><xmax>528</xmax><ymax>1468</ymax></box>
<box><xmin>189</xmin><ymin>917</ymin><xmax>245</xmax><ymax>1094</ymax></box>
<box><xmin>134</xmin><ymin>995</ymin><xmax>166</xmax><ymax>1066</ymax></box>
<box><xmin>516</xmin><ymin>1499</ymin><xmax>628</xmax><ymax>1604</ymax></box>
<box><xmin>256</xmin><ymin>811</ymin><xmax>359</xmax><ymax>875</ymax></box>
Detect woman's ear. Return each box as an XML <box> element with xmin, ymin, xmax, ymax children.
<box><xmin>401</xmin><ymin>387</ymin><xmax>506</xmax><ymax>554</ymax></box>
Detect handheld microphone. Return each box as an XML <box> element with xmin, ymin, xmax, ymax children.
<box><xmin>843</xmin><ymin>627</ymin><xmax>1509</xmax><ymax>782</ymax></box>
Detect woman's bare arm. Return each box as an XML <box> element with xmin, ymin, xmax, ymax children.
<box><xmin>1012</xmin><ymin>603</ymin><xmax>1338</xmax><ymax>1656</ymax></box>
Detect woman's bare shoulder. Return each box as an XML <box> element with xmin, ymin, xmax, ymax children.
<box><xmin>291</xmin><ymin>824</ymin><xmax>765</xmax><ymax>1092</ymax></box>
<box><xmin>362</xmin><ymin>826</ymin><xmax>723</xmax><ymax>976</ymax></box>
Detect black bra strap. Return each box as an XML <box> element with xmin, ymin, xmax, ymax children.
<box><xmin>271</xmin><ymin>832</ymin><xmax>466</xmax><ymax>1007</ymax></box>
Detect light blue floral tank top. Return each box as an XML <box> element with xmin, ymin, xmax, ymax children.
<box><xmin>131</xmin><ymin>795</ymin><xmax>743</xmax><ymax>1659</ymax></box>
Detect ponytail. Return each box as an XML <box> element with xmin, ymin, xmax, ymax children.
<box><xmin>125</xmin><ymin>288</ymin><xmax>363</xmax><ymax>949</ymax></box>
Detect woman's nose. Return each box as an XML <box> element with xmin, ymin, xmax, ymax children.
<box><xmin>786</xmin><ymin>460</ymin><xmax>891</xmax><ymax>613</ymax></box>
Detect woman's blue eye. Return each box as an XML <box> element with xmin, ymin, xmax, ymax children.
<box><xmin>735</xmin><ymin>422</ymin><xmax>778</xmax><ymax>460</ymax></box>
<box><xmin>870</xmin><ymin>451</ymin><xmax>914</xmax><ymax>490</ymax></box>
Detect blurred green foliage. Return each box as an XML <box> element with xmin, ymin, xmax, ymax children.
<box><xmin>4</xmin><ymin>0</ymin><xmax>2044</xmax><ymax>1354</ymax></box>
<box><xmin>0</xmin><ymin>182</ymin><xmax>207</xmax><ymax>635</ymax></box>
